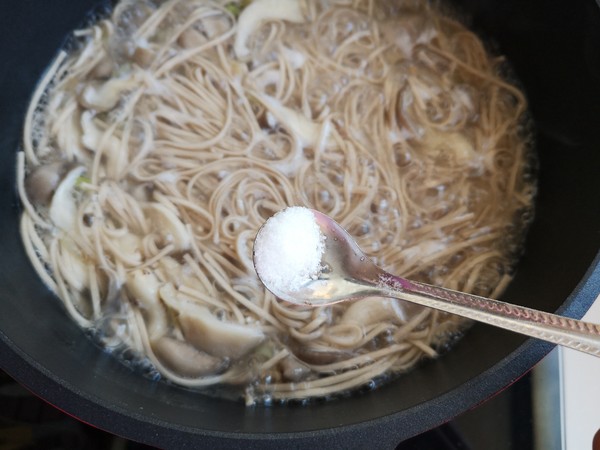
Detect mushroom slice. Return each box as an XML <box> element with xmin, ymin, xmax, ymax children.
<box><xmin>49</xmin><ymin>166</ymin><xmax>86</xmax><ymax>233</ymax></box>
<box><xmin>79</xmin><ymin>75</ymin><xmax>139</xmax><ymax>112</ymax></box>
<box><xmin>158</xmin><ymin>256</ymin><xmax>211</xmax><ymax>295</ymax></box>
<box><xmin>340</xmin><ymin>298</ymin><xmax>407</xmax><ymax>326</ymax></box>
<box><xmin>291</xmin><ymin>345</ymin><xmax>352</xmax><ymax>365</ymax></box>
<box><xmin>422</xmin><ymin>131</ymin><xmax>477</xmax><ymax>165</ymax></box>
<box><xmin>90</xmin><ymin>55</ymin><xmax>113</xmax><ymax>78</ymax></box>
<box><xmin>234</xmin><ymin>0</ymin><xmax>305</xmax><ymax>60</ymax></box>
<box><xmin>58</xmin><ymin>242</ymin><xmax>90</xmax><ymax>293</ymax></box>
<box><xmin>25</xmin><ymin>161</ymin><xmax>72</xmax><ymax>207</ymax></box>
<box><xmin>178</xmin><ymin>28</ymin><xmax>207</xmax><ymax>49</ymax></box>
<box><xmin>255</xmin><ymin>94</ymin><xmax>334</xmax><ymax>149</ymax></box>
<box><xmin>81</xmin><ymin>111</ymin><xmax>108</xmax><ymax>151</ymax></box>
<box><xmin>115</xmin><ymin>233</ymin><xmax>143</xmax><ymax>266</ymax></box>
<box><xmin>143</xmin><ymin>202</ymin><xmax>191</xmax><ymax>251</ymax></box>
<box><xmin>55</xmin><ymin>108</ymin><xmax>87</xmax><ymax>162</ymax></box>
<box><xmin>165</xmin><ymin>298</ymin><xmax>264</xmax><ymax>359</ymax></box>
<box><xmin>80</xmin><ymin>111</ymin><xmax>126</xmax><ymax>179</ymax></box>
<box><xmin>151</xmin><ymin>336</ymin><xmax>226</xmax><ymax>377</ymax></box>
<box><xmin>158</xmin><ymin>256</ymin><xmax>185</xmax><ymax>286</ymax></box>
<box><xmin>280</xmin><ymin>355</ymin><xmax>310</xmax><ymax>382</ymax></box>
<box><xmin>202</xmin><ymin>13</ymin><xmax>231</xmax><ymax>39</ymax></box>
<box><xmin>126</xmin><ymin>269</ymin><xmax>168</xmax><ymax>339</ymax></box>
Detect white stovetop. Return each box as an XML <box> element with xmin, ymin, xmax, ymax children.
<box><xmin>560</xmin><ymin>292</ymin><xmax>600</xmax><ymax>449</ymax></box>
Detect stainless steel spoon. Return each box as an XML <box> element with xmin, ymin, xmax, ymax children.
<box><xmin>254</xmin><ymin>209</ymin><xmax>600</xmax><ymax>357</ymax></box>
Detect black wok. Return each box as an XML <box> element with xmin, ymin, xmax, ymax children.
<box><xmin>1</xmin><ymin>1</ymin><xmax>599</xmax><ymax>448</ymax></box>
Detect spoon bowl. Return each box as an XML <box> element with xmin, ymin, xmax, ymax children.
<box><xmin>254</xmin><ymin>208</ymin><xmax>600</xmax><ymax>357</ymax></box>
<box><xmin>261</xmin><ymin>210</ymin><xmax>386</xmax><ymax>306</ymax></box>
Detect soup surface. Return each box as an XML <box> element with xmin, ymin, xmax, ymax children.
<box><xmin>18</xmin><ymin>0</ymin><xmax>535</xmax><ymax>404</ymax></box>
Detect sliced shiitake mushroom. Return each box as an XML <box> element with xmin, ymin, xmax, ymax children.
<box><xmin>151</xmin><ymin>336</ymin><xmax>227</xmax><ymax>378</ymax></box>
<box><xmin>48</xmin><ymin>166</ymin><xmax>86</xmax><ymax>232</ymax></box>
<box><xmin>279</xmin><ymin>355</ymin><xmax>311</xmax><ymax>381</ymax></box>
<box><xmin>290</xmin><ymin>344</ymin><xmax>353</xmax><ymax>365</ymax></box>
<box><xmin>25</xmin><ymin>161</ymin><xmax>74</xmax><ymax>207</ymax></box>
<box><xmin>78</xmin><ymin>75</ymin><xmax>139</xmax><ymax>112</ymax></box>
<box><xmin>143</xmin><ymin>203</ymin><xmax>191</xmax><ymax>252</ymax></box>
<box><xmin>126</xmin><ymin>269</ymin><xmax>169</xmax><ymax>339</ymax></box>
<box><xmin>340</xmin><ymin>298</ymin><xmax>407</xmax><ymax>326</ymax></box>
<box><xmin>233</xmin><ymin>0</ymin><xmax>305</xmax><ymax>60</ymax></box>
<box><xmin>177</xmin><ymin>303</ymin><xmax>264</xmax><ymax>359</ymax></box>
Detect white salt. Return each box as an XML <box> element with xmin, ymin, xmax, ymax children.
<box><xmin>254</xmin><ymin>207</ymin><xmax>325</xmax><ymax>292</ymax></box>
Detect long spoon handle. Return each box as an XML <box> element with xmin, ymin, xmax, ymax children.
<box><xmin>379</xmin><ymin>274</ymin><xmax>600</xmax><ymax>357</ymax></box>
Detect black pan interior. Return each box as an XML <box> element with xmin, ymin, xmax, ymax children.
<box><xmin>1</xmin><ymin>1</ymin><xmax>599</xmax><ymax>448</ymax></box>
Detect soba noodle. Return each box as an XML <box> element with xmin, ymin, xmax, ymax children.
<box><xmin>18</xmin><ymin>0</ymin><xmax>535</xmax><ymax>404</ymax></box>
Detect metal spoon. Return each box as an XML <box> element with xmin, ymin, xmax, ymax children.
<box><xmin>254</xmin><ymin>209</ymin><xmax>600</xmax><ymax>357</ymax></box>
